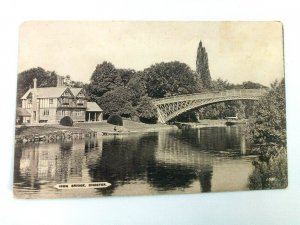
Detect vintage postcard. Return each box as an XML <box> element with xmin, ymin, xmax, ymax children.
<box><xmin>14</xmin><ymin>21</ymin><xmax>287</xmax><ymax>199</ymax></box>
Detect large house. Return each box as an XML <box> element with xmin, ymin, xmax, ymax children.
<box><xmin>17</xmin><ymin>76</ymin><xmax>103</xmax><ymax>124</ymax></box>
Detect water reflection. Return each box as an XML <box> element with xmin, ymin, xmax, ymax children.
<box><xmin>14</xmin><ymin>126</ymin><xmax>253</xmax><ymax>198</ymax></box>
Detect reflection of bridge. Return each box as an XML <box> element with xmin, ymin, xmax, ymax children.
<box><xmin>152</xmin><ymin>89</ymin><xmax>267</xmax><ymax>123</ymax></box>
<box><xmin>156</xmin><ymin>131</ymin><xmax>214</xmax><ymax>169</ymax></box>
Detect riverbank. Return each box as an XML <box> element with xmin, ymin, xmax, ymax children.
<box><xmin>174</xmin><ymin>119</ymin><xmax>227</xmax><ymax>129</ymax></box>
<box><xmin>15</xmin><ymin>120</ymin><xmax>178</xmax><ymax>142</ymax></box>
<box><xmin>174</xmin><ymin>119</ymin><xmax>248</xmax><ymax>129</ymax></box>
<box><xmin>15</xmin><ymin>124</ymin><xmax>97</xmax><ymax>143</ymax></box>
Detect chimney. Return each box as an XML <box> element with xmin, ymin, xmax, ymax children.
<box><xmin>57</xmin><ymin>75</ymin><xmax>65</xmax><ymax>87</ymax></box>
<box><xmin>33</xmin><ymin>78</ymin><xmax>37</xmax><ymax>89</ymax></box>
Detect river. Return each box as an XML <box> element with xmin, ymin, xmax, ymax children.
<box><xmin>13</xmin><ymin>126</ymin><xmax>256</xmax><ymax>198</ymax></box>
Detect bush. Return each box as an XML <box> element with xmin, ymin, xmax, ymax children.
<box><xmin>60</xmin><ymin>116</ymin><xmax>74</xmax><ymax>126</ymax></box>
<box><xmin>107</xmin><ymin>114</ymin><xmax>123</xmax><ymax>126</ymax></box>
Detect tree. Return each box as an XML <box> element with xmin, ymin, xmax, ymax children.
<box><xmin>196</xmin><ymin>41</ymin><xmax>212</xmax><ymax>89</ymax></box>
<box><xmin>97</xmin><ymin>86</ymin><xmax>134</xmax><ymax>118</ymax></box>
<box><xmin>136</xmin><ymin>96</ymin><xmax>158</xmax><ymax>123</ymax></box>
<box><xmin>211</xmin><ymin>78</ymin><xmax>235</xmax><ymax>91</ymax></box>
<box><xmin>87</xmin><ymin>62</ymin><xmax>122</xmax><ymax>99</ymax></box>
<box><xmin>127</xmin><ymin>71</ymin><xmax>147</xmax><ymax>106</ymax></box>
<box><xmin>248</xmin><ymin>79</ymin><xmax>286</xmax><ymax>154</ymax></box>
<box><xmin>241</xmin><ymin>81</ymin><xmax>266</xmax><ymax>89</ymax></box>
<box><xmin>248</xmin><ymin>79</ymin><xmax>287</xmax><ymax>190</ymax></box>
<box><xmin>144</xmin><ymin>61</ymin><xmax>202</xmax><ymax>98</ymax></box>
<box><xmin>118</xmin><ymin>69</ymin><xmax>136</xmax><ymax>87</ymax></box>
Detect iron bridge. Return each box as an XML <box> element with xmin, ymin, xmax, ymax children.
<box><xmin>151</xmin><ymin>89</ymin><xmax>268</xmax><ymax>123</ymax></box>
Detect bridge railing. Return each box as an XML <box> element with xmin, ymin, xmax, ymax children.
<box><xmin>152</xmin><ymin>88</ymin><xmax>268</xmax><ymax>105</ymax></box>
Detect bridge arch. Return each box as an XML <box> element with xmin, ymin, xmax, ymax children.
<box><xmin>151</xmin><ymin>89</ymin><xmax>267</xmax><ymax>123</ymax></box>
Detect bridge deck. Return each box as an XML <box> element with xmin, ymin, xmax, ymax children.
<box><xmin>152</xmin><ymin>89</ymin><xmax>267</xmax><ymax>105</ymax></box>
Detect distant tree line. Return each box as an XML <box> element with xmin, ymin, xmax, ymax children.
<box><xmin>17</xmin><ymin>41</ymin><xmax>267</xmax><ymax>123</ymax></box>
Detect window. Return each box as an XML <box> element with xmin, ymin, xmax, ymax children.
<box><xmin>77</xmin><ymin>99</ymin><xmax>84</xmax><ymax>106</ymax></box>
<box><xmin>62</xmin><ymin>98</ymin><xmax>70</xmax><ymax>105</ymax></box>
<box><xmin>75</xmin><ymin>110</ymin><xmax>82</xmax><ymax>116</ymax></box>
<box><xmin>49</xmin><ymin>99</ymin><xmax>53</xmax><ymax>105</ymax></box>
<box><xmin>43</xmin><ymin>109</ymin><xmax>49</xmax><ymax>116</ymax></box>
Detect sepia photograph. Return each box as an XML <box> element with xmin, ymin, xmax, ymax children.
<box><xmin>13</xmin><ymin>21</ymin><xmax>287</xmax><ymax>199</ymax></box>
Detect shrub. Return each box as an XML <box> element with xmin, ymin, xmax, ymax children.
<box><xmin>60</xmin><ymin>116</ymin><xmax>74</xmax><ymax>126</ymax></box>
<box><xmin>107</xmin><ymin>114</ymin><xmax>123</xmax><ymax>126</ymax></box>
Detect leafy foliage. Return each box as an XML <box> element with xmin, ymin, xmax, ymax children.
<box><xmin>87</xmin><ymin>62</ymin><xmax>122</xmax><ymax>99</ymax></box>
<box><xmin>127</xmin><ymin>71</ymin><xmax>147</xmax><ymax>106</ymax></box>
<box><xmin>249</xmin><ymin>147</ymin><xmax>287</xmax><ymax>190</ymax></box>
<box><xmin>97</xmin><ymin>87</ymin><xmax>135</xmax><ymax>118</ymax></box>
<box><xmin>248</xmin><ymin>79</ymin><xmax>286</xmax><ymax>152</ymax></box>
<box><xmin>144</xmin><ymin>61</ymin><xmax>202</xmax><ymax>98</ymax></box>
<box><xmin>248</xmin><ymin>79</ymin><xmax>287</xmax><ymax>190</ymax></box>
<box><xmin>196</xmin><ymin>41</ymin><xmax>212</xmax><ymax>89</ymax></box>
<box><xmin>60</xmin><ymin>116</ymin><xmax>74</xmax><ymax>126</ymax></box>
<box><xmin>240</xmin><ymin>81</ymin><xmax>266</xmax><ymax>89</ymax></box>
<box><xmin>107</xmin><ymin>114</ymin><xmax>123</xmax><ymax>126</ymax></box>
<box><xmin>211</xmin><ymin>78</ymin><xmax>235</xmax><ymax>91</ymax></box>
<box><xmin>136</xmin><ymin>96</ymin><xmax>158</xmax><ymax>123</ymax></box>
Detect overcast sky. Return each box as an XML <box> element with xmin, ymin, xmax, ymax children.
<box><xmin>18</xmin><ymin>21</ymin><xmax>284</xmax><ymax>86</ymax></box>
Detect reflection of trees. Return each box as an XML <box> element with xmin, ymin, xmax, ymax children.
<box><xmin>172</xmin><ymin>127</ymin><xmax>242</xmax><ymax>154</ymax></box>
<box><xmin>87</xmin><ymin>132</ymin><xmax>215</xmax><ymax>194</ymax></box>
<box><xmin>198</xmin><ymin>166</ymin><xmax>213</xmax><ymax>192</ymax></box>
<box><xmin>147</xmin><ymin>162</ymin><xmax>198</xmax><ymax>191</ymax></box>
<box><xmin>87</xmin><ymin>134</ymin><xmax>157</xmax><ymax>196</ymax></box>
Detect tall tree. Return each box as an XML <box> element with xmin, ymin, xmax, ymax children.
<box><xmin>196</xmin><ymin>41</ymin><xmax>212</xmax><ymax>89</ymax></box>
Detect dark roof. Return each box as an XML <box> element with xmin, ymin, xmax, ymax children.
<box><xmin>21</xmin><ymin>87</ymin><xmax>84</xmax><ymax>99</ymax></box>
<box><xmin>86</xmin><ymin>102</ymin><xmax>103</xmax><ymax>112</ymax></box>
<box><xmin>16</xmin><ymin>107</ymin><xmax>31</xmax><ymax>117</ymax></box>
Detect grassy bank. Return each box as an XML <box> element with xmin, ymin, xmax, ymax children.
<box><xmin>76</xmin><ymin>119</ymin><xmax>177</xmax><ymax>134</ymax></box>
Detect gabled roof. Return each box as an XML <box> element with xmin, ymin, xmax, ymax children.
<box><xmin>70</xmin><ymin>88</ymin><xmax>84</xmax><ymax>97</ymax></box>
<box><xmin>21</xmin><ymin>87</ymin><xmax>82</xmax><ymax>99</ymax></box>
<box><xmin>86</xmin><ymin>102</ymin><xmax>103</xmax><ymax>112</ymax></box>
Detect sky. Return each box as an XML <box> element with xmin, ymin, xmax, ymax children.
<box><xmin>18</xmin><ymin>21</ymin><xmax>284</xmax><ymax>86</ymax></box>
